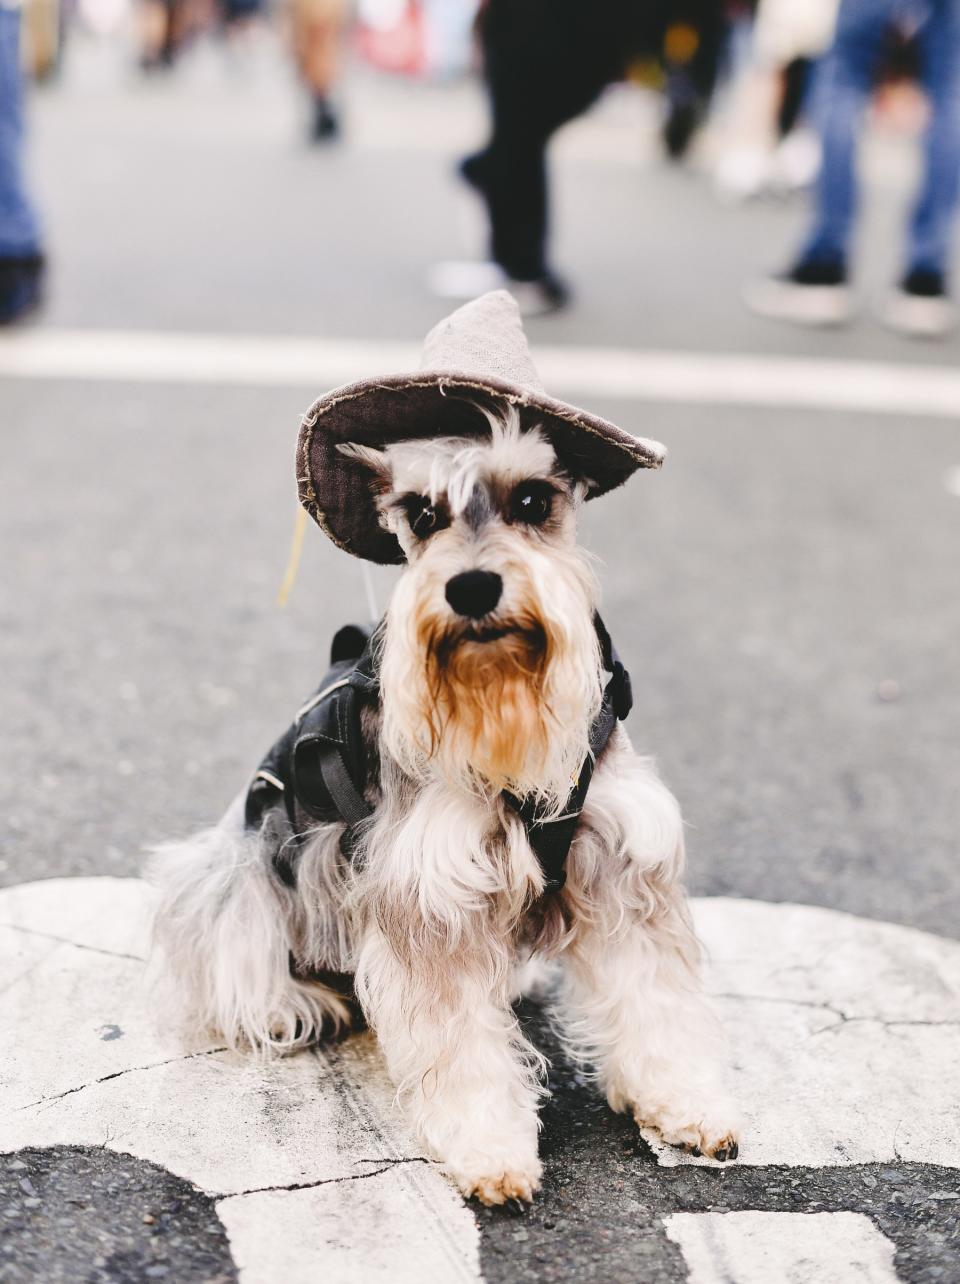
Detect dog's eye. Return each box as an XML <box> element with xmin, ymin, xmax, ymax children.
<box><xmin>510</xmin><ymin>481</ymin><xmax>554</xmax><ymax>526</ymax></box>
<box><xmin>402</xmin><ymin>495</ymin><xmax>449</xmax><ymax>540</ymax></box>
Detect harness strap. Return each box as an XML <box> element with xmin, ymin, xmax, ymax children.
<box><xmin>317</xmin><ymin>747</ymin><xmax>374</xmax><ymax>826</ymax></box>
<box><xmin>501</xmin><ymin>616</ymin><xmax>632</xmax><ymax>894</ymax></box>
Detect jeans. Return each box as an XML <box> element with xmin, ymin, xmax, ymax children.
<box><xmin>801</xmin><ymin>0</ymin><xmax>960</xmax><ymax>277</ymax></box>
<box><xmin>0</xmin><ymin>5</ymin><xmax>42</xmax><ymax>258</ymax></box>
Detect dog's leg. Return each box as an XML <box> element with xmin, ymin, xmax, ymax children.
<box><xmin>355</xmin><ymin>922</ymin><xmax>544</xmax><ymax>1205</ymax></box>
<box><xmin>147</xmin><ymin>799</ymin><xmax>351</xmax><ymax>1052</ymax></box>
<box><xmin>556</xmin><ymin>746</ymin><xmax>741</xmax><ymax>1160</ymax></box>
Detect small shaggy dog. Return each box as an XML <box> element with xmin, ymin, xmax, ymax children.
<box><xmin>149</xmin><ymin>292</ymin><xmax>739</xmax><ymax>1205</ymax></box>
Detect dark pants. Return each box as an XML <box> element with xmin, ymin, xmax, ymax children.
<box><xmin>465</xmin><ymin>0</ymin><xmax>725</xmax><ymax>281</ymax></box>
<box><xmin>463</xmin><ymin>0</ymin><xmax>639</xmax><ymax>281</ymax></box>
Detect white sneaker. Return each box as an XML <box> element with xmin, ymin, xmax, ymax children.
<box><xmin>879</xmin><ymin>271</ymin><xmax>956</xmax><ymax>339</ymax></box>
<box><xmin>744</xmin><ymin>267</ymin><xmax>853</xmax><ymax>327</ymax></box>
<box><xmin>428</xmin><ymin>261</ymin><xmax>569</xmax><ymax>316</ymax></box>
<box><xmin>427</xmin><ymin>260</ymin><xmax>508</xmax><ymax>299</ymax></box>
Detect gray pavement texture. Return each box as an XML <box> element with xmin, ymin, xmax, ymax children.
<box><xmin>3</xmin><ymin>381</ymin><xmax>958</xmax><ymax>935</ymax></box>
<box><xmin>2</xmin><ymin>30</ymin><xmax>960</xmax><ymax>1284</ymax></box>
<box><xmin>476</xmin><ymin>1007</ymin><xmax>960</xmax><ymax>1284</ymax></box>
<box><xmin>0</xmin><ymin>1147</ymin><xmax>235</xmax><ymax>1283</ymax></box>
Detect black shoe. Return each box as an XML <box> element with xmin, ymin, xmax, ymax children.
<box><xmin>0</xmin><ymin>255</ymin><xmax>45</xmax><ymax>325</ymax></box>
<box><xmin>458</xmin><ymin>151</ymin><xmax>489</xmax><ymax>194</ymax></box>
<box><xmin>310</xmin><ymin>99</ymin><xmax>339</xmax><ymax>143</ymax></box>
<box><xmin>880</xmin><ymin>268</ymin><xmax>955</xmax><ymax>338</ymax></box>
<box><xmin>901</xmin><ymin>267</ymin><xmax>946</xmax><ymax>297</ymax></box>
<box><xmin>743</xmin><ymin>257</ymin><xmax>852</xmax><ymax>326</ymax></box>
<box><xmin>663</xmin><ymin>101</ymin><xmax>700</xmax><ymax>160</ymax></box>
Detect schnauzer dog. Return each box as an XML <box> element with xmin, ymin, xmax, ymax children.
<box><xmin>149</xmin><ymin>292</ymin><xmax>740</xmax><ymax>1206</ymax></box>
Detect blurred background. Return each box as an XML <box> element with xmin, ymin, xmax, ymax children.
<box><xmin>1</xmin><ymin>1</ymin><xmax>958</xmax><ymax>936</ymax></box>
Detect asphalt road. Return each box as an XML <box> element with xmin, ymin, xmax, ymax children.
<box><xmin>2</xmin><ymin>28</ymin><xmax>959</xmax><ymax>1284</ymax></box>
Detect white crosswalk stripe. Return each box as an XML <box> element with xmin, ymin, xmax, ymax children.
<box><xmin>2</xmin><ymin>328</ymin><xmax>960</xmax><ymax>417</ymax></box>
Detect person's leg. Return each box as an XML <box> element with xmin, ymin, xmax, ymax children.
<box><xmin>798</xmin><ymin>0</ymin><xmax>893</xmax><ymax>269</ymax></box>
<box><xmin>0</xmin><ymin>5</ymin><xmax>45</xmax><ymax>323</ymax></box>
<box><xmin>878</xmin><ymin>0</ymin><xmax>960</xmax><ymax>334</ymax></box>
<box><xmin>480</xmin><ymin>69</ymin><xmax>554</xmax><ymax>282</ymax></box>
<box><xmin>463</xmin><ymin>0</ymin><xmax>618</xmax><ymax>287</ymax></box>
<box><xmin>744</xmin><ymin>0</ymin><xmax>897</xmax><ymax>325</ymax></box>
<box><xmin>778</xmin><ymin>57</ymin><xmax>812</xmax><ymax>140</ymax></box>
<box><xmin>906</xmin><ymin>0</ymin><xmax>960</xmax><ymax>277</ymax></box>
<box><xmin>476</xmin><ymin>60</ymin><xmax>610</xmax><ymax>283</ymax></box>
<box><xmin>299</xmin><ymin>20</ymin><xmax>340</xmax><ymax>138</ymax></box>
<box><xmin>291</xmin><ymin>0</ymin><xmax>345</xmax><ymax>141</ymax></box>
<box><xmin>0</xmin><ymin>7</ymin><xmax>42</xmax><ymax>259</ymax></box>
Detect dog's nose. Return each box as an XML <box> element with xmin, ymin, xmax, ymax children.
<box><xmin>445</xmin><ymin>570</ymin><xmax>503</xmax><ymax>619</ymax></box>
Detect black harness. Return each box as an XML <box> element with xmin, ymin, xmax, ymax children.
<box><xmin>244</xmin><ymin>616</ymin><xmax>632</xmax><ymax>895</ymax></box>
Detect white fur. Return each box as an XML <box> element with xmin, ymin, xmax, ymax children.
<box><xmin>149</xmin><ymin>403</ymin><xmax>739</xmax><ymax>1205</ymax></box>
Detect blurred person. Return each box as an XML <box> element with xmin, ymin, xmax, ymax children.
<box><xmin>745</xmin><ymin>0</ymin><xmax>960</xmax><ymax>337</ymax></box>
<box><xmin>291</xmin><ymin>0</ymin><xmax>347</xmax><ymax>141</ymax></box>
<box><xmin>139</xmin><ymin>0</ymin><xmax>207</xmax><ymax>68</ymax></box>
<box><xmin>221</xmin><ymin>0</ymin><xmax>263</xmax><ymax>44</ymax></box>
<box><xmin>445</xmin><ymin>0</ymin><xmax>725</xmax><ymax>315</ymax></box>
<box><xmin>23</xmin><ymin>0</ymin><xmax>63</xmax><ymax>81</ymax></box>
<box><xmin>139</xmin><ymin>0</ymin><xmax>180</xmax><ymax>67</ymax></box>
<box><xmin>660</xmin><ymin>4</ymin><xmax>729</xmax><ymax>160</ymax></box>
<box><xmin>713</xmin><ymin>0</ymin><xmax>838</xmax><ymax>200</ymax></box>
<box><xmin>0</xmin><ymin>0</ymin><xmax>45</xmax><ymax>324</ymax></box>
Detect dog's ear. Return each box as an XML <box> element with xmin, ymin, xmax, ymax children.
<box><xmin>336</xmin><ymin>441</ymin><xmax>398</xmax><ymax>536</ymax></box>
<box><xmin>336</xmin><ymin>441</ymin><xmax>391</xmax><ymax>487</ymax></box>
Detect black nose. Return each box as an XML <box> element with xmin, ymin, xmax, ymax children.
<box><xmin>445</xmin><ymin>570</ymin><xmax>503</xmax><ymax>619</ymax></box>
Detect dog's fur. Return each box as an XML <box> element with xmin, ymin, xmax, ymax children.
<box><xmin>149</xmin><ymin>402</ymin><xmax>739</xmax><ymax>1205</ymax></box>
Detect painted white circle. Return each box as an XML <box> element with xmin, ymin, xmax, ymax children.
<box><xmin>1</xmin><ymin>878</ymin><xmax>957</xmax><ymax>1282</ymax></box>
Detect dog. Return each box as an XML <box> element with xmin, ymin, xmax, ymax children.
<box><xmin>148</xmin><ymin>294</ymin><xmax>740</xmax><ymax>1207</ymax></box>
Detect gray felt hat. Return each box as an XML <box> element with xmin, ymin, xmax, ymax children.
<box><xmin>297</xmin><ymin>290</ymin><xmax>666</xmax><ymax>565</ymax></box>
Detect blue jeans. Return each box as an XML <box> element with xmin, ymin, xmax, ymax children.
<box><xmin>0</xmin><ymin>5</ymin><xmax>42</xmax><ymax>258</ymax></box>
<box><xmin>801</xmin><ymin>0</ymin><xmax>960</xmax><ymax>277</ymax></box>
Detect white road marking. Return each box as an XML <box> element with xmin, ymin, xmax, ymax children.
<box><xmin>944</xmin><ymin>465</ymin><xmax>960</xmax><ymax>496</ymax></box>
<box><xmin>664</xmin><ymin>1211</ymin><xmax>898</xmax><ymax>1284</ymax></box>
<box><xmin>1</xmin><ymin>879</ymin><xmax>959</xmax><ymax>1280</ymax></box>
<box><xmin>2</xmin><ymin>328</ymin><xmax>960</xmax><ymax>417</ymax></box>
<box><xmin>0</xmin><ymin>877</ymin><xmax>480</xmax><ymax>1284</ymax></box>
<box><xmin>220</xmin><ymin>1164</ymin><xmax>479</xmax><ymax>1284</ymax></box>
<box><xmin>649</xmin><ymin>897</ymin><xmax>960</xmax><ymax>1169</ymax></box>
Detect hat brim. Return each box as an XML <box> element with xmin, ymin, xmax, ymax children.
<box><xmin>297</xmin><ymin>373</ymin><xmax>666</xmax><ymax>564</ymax></box>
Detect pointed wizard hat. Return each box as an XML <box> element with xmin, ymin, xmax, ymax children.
<box><xmin>297</xmin><ymin>290</ymin><xmax>666</xmax><ymax>564</ymax></box>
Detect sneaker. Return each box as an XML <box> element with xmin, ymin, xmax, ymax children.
<box><xmin>427</xmin><ymin>261</ymin><xmax>570</xmax><ymax>316</ymax></box>
<box><xmin>506</xmin><ymin>273</ymin><xmax>570</xmax><ymax>317</ymax></box>
<box><xmin>743</xmin><ymin>259</ymin><xmax>853</xmax><ymax>326</ymax></box>
<box><xmin>880</xmin><ymin>269</ymin><xmax>955</xmax><ymax>339</ymax></box>
<box><xmin>0</xmin><ymin>255</ymin><xmax>45</xmax><ymax>325</ymax></box>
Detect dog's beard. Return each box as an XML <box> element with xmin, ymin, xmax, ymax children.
<box><xmin>423</xmin><ymin>616</ymin><xmax>552</xmax><ymax>795</ymax></box>
<box><xmin>382</xmin><ymin>561</ymin><xmax>601</xmax><ymax>814</ymax></box>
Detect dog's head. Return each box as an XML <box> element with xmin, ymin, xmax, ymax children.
<box><xmin>341</xmin><ymin>402</ymin><xmax>603</xmax><ymax>808</ymax></box>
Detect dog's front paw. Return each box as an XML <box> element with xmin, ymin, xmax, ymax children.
<box><xmin>450</xmin><ymin>1157</ymin><xmax>542</xmax><ymax>1206</ymax></box>
<box><xmin>633</xmin><ymin>1093</ymin><xmax>741</xmax><ymax>1162</ymax></box>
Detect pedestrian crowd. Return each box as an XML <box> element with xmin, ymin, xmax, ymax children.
<box><xmin>2</xmin><ymin>0</ymin><xmax>959</xmax><ymax>337</ymax></box>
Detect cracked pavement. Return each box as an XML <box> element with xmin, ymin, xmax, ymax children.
<box><xmin>2</xmin><ymin>878</ymin><xmax>958</xmax><ymax>1282</ymax></box>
